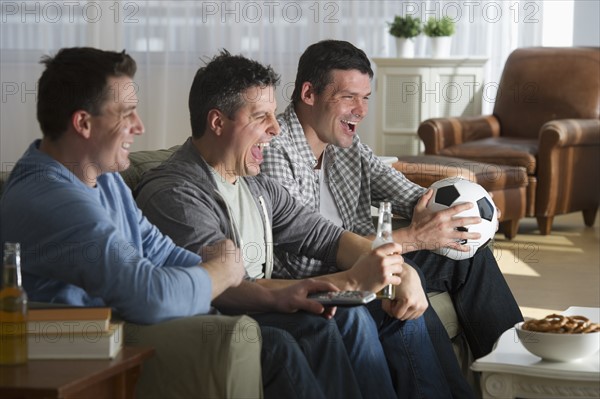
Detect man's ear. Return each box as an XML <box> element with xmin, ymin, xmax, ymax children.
<box><xmin>300</xmin><ymin>82</ymin><xmax>315</xmax><ymax>106</ymax></box>
<box><xmin>71</xmin><ymin>110</ymin><xmax>92</xmax><ymax>139</ymax></box>
<box><xmin>207</xmin><ymin>109</ymin><xmax>225</xmax><ymax>136</ymax></box>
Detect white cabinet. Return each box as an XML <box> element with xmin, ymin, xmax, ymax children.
<box><xmin>372</xmin><ymin>57</ymin><xmax>487</xmax><ymax>156</ymax></box>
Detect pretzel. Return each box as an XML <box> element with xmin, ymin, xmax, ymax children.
<box><xmin>522</xmin><ymin>314</ymin><xmax>600</xmax><ymax>334</ymax></box>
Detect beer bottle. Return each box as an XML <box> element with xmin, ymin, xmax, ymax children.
<box><xmin>371</xmin><ymin>202</ymin><xmax>395</xmax><ymax>300</ymax></box>
<box><xmin>0</xmin><ymin>242</ymin><xmax>28</xmax><ymax>365</ymax></box>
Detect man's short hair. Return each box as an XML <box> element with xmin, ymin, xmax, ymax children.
<box><xmin>189</xmin><ymin>50</ymin><xmax>280</xmax><ymax>139</ymax></box>
<box><xmin>291</xmin><ymin>40</ymin><xmax>374</xmax><ymax>104</ymax></box>
<box><xmin>37</xmin><ymin>47</ymin><xmax>136</xmax><ymax>140</ymax></box>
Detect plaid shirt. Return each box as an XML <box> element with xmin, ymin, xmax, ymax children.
<box><xmin>262</xmin><ymin>104</ymin><xmax>426</xmax><ymax>278</ymax></box>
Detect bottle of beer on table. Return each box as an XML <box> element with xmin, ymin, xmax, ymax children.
<box><xmin>0</xmin><ymin>242</ymin><xmax>28</xmax><ymax>365</ymax></box>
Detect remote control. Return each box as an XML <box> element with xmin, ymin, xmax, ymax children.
<box><xmin>308</xmin><ymin>291</ymin><xmax>376</xmax><ymax>306</ymax></box>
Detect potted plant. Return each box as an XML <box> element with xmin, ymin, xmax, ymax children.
<box><xmin>387</xmin><ymin>15</ymin><xmax>421</xmax><ymax>58</ymax></box>
<box><xmin>423</xmin><ymin>16</ymin><xmax>456</xmax><ymax>58</ymax></box>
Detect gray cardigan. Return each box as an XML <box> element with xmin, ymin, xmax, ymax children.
<box><xmin>134</xmin><ymin>138</ymin><xmax>344</xmax><ymax>279</ymax></box>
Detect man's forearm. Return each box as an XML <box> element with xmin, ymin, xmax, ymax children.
<box><xmin>212</xmin><ymin>280</ymin><xmax>276</xmax><ymax>313</ymax></box>
<box><xmin>391</xmin><ymin>227</ymin><xmax>420</xmax><ymax>253</ymax></box>
<box><xmin>335</xmin><ymin>231</ymin><xmax>373</xmax><ymax>270</ymax></box>
<box><xmin>257</xmin><ymin>271</ymin><xmax>361</xmax><ymax>291</ymax></box>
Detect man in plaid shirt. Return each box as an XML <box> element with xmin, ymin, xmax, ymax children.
<box><xmin>262</xmin><ymin>39</ymin><xmax>524</xmax><ymax>395</ymax></box>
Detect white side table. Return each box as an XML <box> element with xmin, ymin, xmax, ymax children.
<box><xmin>472</xmin><ymin>307</ymin><xmax>600</xmax><ymax>399</ymax></box>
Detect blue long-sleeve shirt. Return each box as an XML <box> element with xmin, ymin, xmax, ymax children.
<box><xmin>0</xmin><ymin>140</ymin><xmax>212</xmax><ymax>324</ymax></box>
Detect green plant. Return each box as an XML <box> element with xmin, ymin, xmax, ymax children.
<box><xmin>387</xmin><ymin>15</ymin><xmax>422</xmax><ymax>39</ymax></box>
<box><xmin>423</xmin><ymin>16</ymin><xmax>456</xmax><ymax>37</ymax></box>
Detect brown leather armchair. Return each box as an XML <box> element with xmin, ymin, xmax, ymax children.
<box><xmin>418</xmin><ymin>47</ymin><xmax>600</xmax><ymax>235</ymax></box>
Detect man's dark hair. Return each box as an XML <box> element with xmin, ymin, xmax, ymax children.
<box><xmin>291</xmin><ymin>40</ymin><xmax>373</xmax><ymax>104</ymax></box>
<box><xmin>189</xmin><ymin>50</ymin><xmax>280</xmax><ymax>139</ymax></box>
<box><xmin>37</xmin><ymin>47</ymin><xmax>137</xmax><ymax>140</ymax></box>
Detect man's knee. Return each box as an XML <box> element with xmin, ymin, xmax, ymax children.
<box><xmin>125</xmin><ymin>315</ymin><xmax>263</xmax><ymax>399</ymax></box>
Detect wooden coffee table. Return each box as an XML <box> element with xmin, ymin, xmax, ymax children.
<box><xmin>472</xmin><ymin>307</ymin><xmax>600</xmax><ymax>399</ymax></box>
<box><xmin>0</xmin><ymin>346</ymin><xmax>154</xmax><ymax>399</ymax></box>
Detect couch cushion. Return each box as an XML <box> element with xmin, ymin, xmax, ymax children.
<box><xmin>439</xmin><ymin>137</ymin><xmax>538</xmax><ymax>174</ymax></box>
<box><xmin>394</xmin><ymin>155</ymin><xmax>528</xmax><ymax>192</ymax></box>
<box><xmin>393</xmin><ymin>156</ymin><xmax>477</xmax><ymax>188</ymax></box>
<box><xmin>120</xmin><ymin>146</ymin><xmax>179</xmax><ymax>191</ymax></box>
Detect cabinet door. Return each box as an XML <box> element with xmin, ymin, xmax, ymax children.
<box><xmin>378</xmin><ymin>66</ymin><xmax>428</xmax><ymax>132</ymax></box>
<box><xmin>373</xmin><ymin>58</ymin><xmax>487</xmax><ymax>157</ymax></box>
<box><xmin>377</xmin><ymin>66</ymin><xmax>429</xmax><ymax>156</ymax></box>
<box><xmin>428</xmin><ymin>67</ymin><xmax>484</xmax><ymax>118</ymax></box>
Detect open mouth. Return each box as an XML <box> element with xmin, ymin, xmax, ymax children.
<box><xmin>341</xmin><ymin>119</ymin><xmax>357</xmax><ymax>133</ymax></box>
<box><xmin>250</xmin><ymin>142</ymin><xmax>270</xmax><ymax>162</ymax></box>
<box><xmin>121</xmin><ymin>142</ymin><xmax>132</xmax><ymax>151</ymax></box>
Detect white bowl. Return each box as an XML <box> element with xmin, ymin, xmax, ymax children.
<box><xmin>515</xmin><ymin>322</ymin><xmax>600</xmax><ymax>362</ymax></box>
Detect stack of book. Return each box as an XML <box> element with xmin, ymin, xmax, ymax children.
<box><xmin>27</xmin><ymin>306</ymin><xmax>123</xmax><ymax>359</ymax></box>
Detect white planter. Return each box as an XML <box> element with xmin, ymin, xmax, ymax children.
<box><xmin>395</xmin><ymin>38</ymin><xmax>415</xmax><ymax>58</ymax></box>
<box><xmin>430</xmin><ymin>36</ymin><xmax>452</xmax><ymax>58</ymax></box>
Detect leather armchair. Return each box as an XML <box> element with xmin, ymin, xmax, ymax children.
<box><xmin>418</xmin><ymin>47</ymin><xmax>600</xmax><ymax>235</ymax></box>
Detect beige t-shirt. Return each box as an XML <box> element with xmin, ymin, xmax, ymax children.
<box><xmin>211</xmin><ymin>170</ymin><xmax>266</xmax><ymax>279</ymax></box>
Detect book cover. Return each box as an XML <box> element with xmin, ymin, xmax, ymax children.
<box><xmin>28</xmin><ymin>321</ymin><xmax>123</xmax><ymax>359</ymax></box>
<box><xmin>27</xmin><ymin>307</ymin><xmax>111</xmax><ymax>334</ymax></box>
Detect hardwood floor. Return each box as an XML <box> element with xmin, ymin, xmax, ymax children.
<box><xmin>494</xmin><ymin>211</ymin><xmax>600</xmax><ymax>320</ymax></box>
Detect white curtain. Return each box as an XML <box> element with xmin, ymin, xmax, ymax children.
<box><xmin>0</xmin><ymin>0</ymin><xmax>545</xmax><ymax>166</ymax></box>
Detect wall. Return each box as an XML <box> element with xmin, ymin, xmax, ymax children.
<box><xmin>573</xmin><ymin>0</ymin><xmax>600</xmax><ymax>47</ymax></box>
<box><xmin>3</xmin><ymin>1</ymin><xmax>594</xmax><ymax>167</ymax></box>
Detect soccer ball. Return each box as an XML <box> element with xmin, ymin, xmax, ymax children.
<box><xmin>426</xmin><ymin>177</ymin><xmax>498</xmax><ymax>261</ymax></box>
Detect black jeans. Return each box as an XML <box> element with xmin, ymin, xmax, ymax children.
<box><xmin>406</xmin><ymin>246</ymin><xmax>524</xmax><ymax>399</ymax></box>
<box><xmin>405</xmin><ymin>246</ymin><xmax>524</xmax><ymax>359</ymax></box>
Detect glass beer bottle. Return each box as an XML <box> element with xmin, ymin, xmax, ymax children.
<box><xmin>0</xmin><ymin>242</ymin><xmax>28</xmax><ymax>365</ymax></box>
<box><xmin>371</xmin><ymin>202</ymin><xmax>395</xmax><ymax>300</ymax></box>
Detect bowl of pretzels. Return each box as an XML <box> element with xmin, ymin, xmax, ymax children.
<box><xmin>515</xmin><ymin>314</ymin><xmax>600</xmax><ymax>362</ymax></box>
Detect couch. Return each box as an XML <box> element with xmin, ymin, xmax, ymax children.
<box><xmin>0</xmin><ymin>147</ymin><xmax>477</xmax><ymax>395</ymax></box>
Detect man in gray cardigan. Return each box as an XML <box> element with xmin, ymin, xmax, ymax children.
<box><xmin>135</xmin><ymin>50</ymin><xmax>463</xmax><ymax>398</ymax></box>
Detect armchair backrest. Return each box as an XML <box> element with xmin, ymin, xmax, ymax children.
<box><xmin>494</xmin><ymin>47</ymin><xmax>600</xmax><ymax>139</ymax></box>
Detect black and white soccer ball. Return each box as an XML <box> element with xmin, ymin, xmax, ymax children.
<box><xmin>426</xmin><ymin>177</ymin><xmax>498</xmax><ymax>261</ymax></box>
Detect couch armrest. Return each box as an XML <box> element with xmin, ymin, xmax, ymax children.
<box><xmin>125</xmin><ymin>314</ymin><xmax>263</xmax><ymax>399</ymax></box>
<box><xmin>536</xmin><ymin>119</ymin><xmax>600</xmax><ymax>216</ymax></box>
<box><xmin>418</xmin><ymin>115</ymin><xmax>500</xmax><ymax>154</ymax></box>
<box><xmin>428</xmin><ymin>291</ymin><xmax>461</xmax><ymax>339</ymax></box>
<box><xmin>539</xmin><ymin>119</ymin><xmax>600</xmax><ymax>149</ymax></box>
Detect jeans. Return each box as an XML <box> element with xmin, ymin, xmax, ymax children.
<box><xmin>422</xmin><ymin>305</ymin><xmax>477</xmax><ymax>399</ymax></box>
<box><xmin>260</xmin><ymin>325</ymin><xmax>326</xmax><ymax>399</ymax></box>
<box><xmin>253</xmin><ymin>312</ymin><xmax>362</xmax><ymax>399</ymax></box>
<box><xmin>405</xmin><ymin>246</ymin><xmax>524</xmax><ymax>359</ymax></box>
<box><xmin>402</xmin><ymin>257</ymin><xmax>477</xmax><ymax>399</ymax></box>
<box><xmin>363</xmin><ymin>300</ymin><xmax>453</xmax><ymax>399</ymax></box>
<box><xmin>334</xmin><ymin>306</ymin><xmax>396</xmax><ymax>398</ymax></box>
